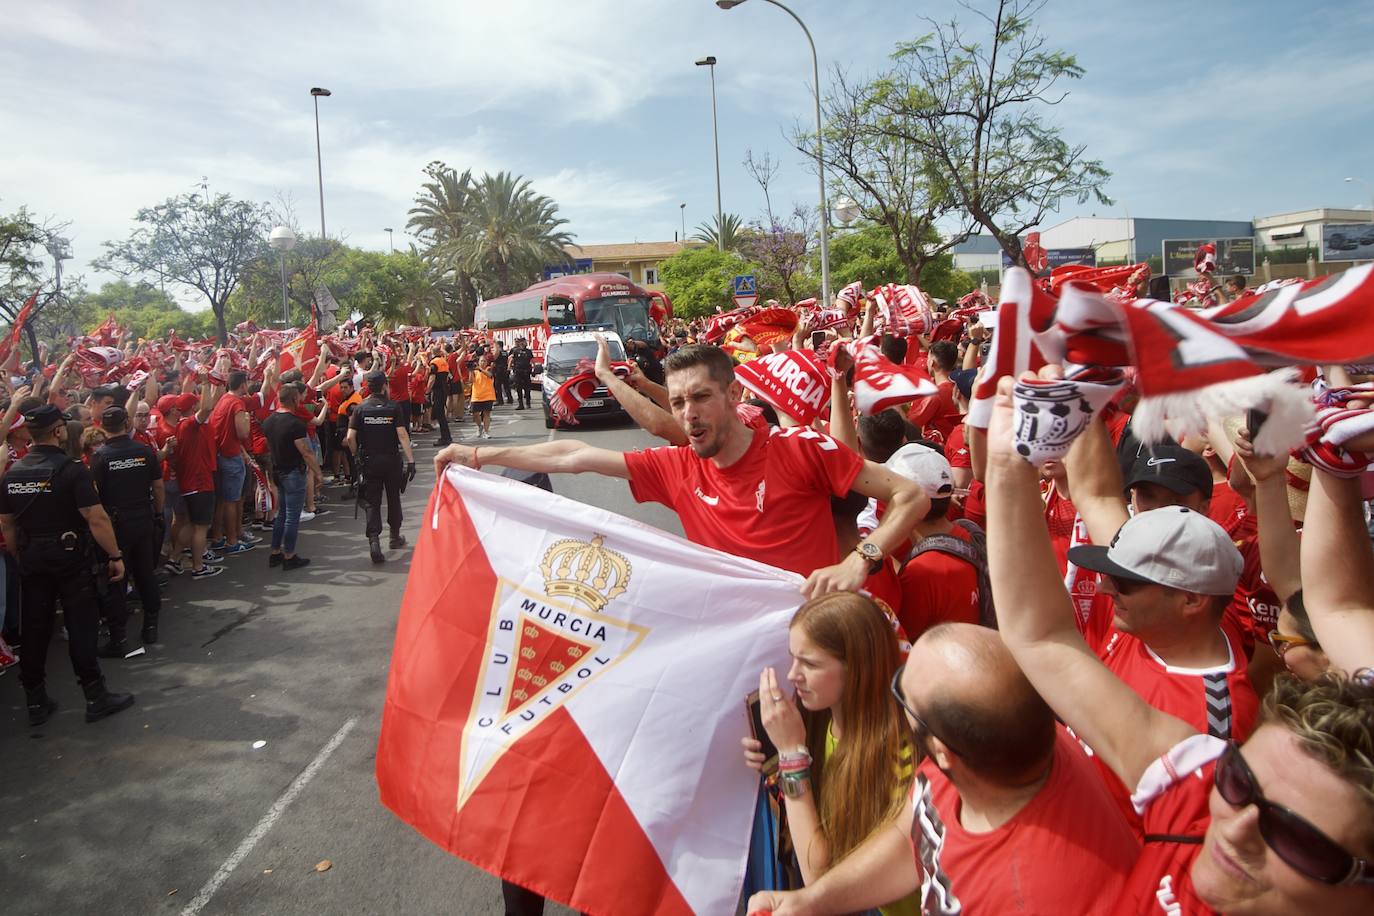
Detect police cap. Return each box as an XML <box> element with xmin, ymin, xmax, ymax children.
<box><xmin>365</xmin><ymin>371</ymin><xmax>388</xmax><ymax>394</ymax></box>
<box><xmin>23</xmin><ymin>404</ymin><xmax>65</xmax><ymax>432</ymax></box>
<box><xmin>101</xmin><ymin>405</ymin><xmax>129</xmax><ymax>429</ymax></box>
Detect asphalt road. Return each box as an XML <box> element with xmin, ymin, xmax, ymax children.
<box><xmin>0</xmin><ymin>401</ymin><xmax>682</xmax><ymax>916</ymax></box>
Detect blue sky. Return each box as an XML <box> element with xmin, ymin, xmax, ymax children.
<box><xmin>4</xmin><ymin>0</ymin><xmax>1374</xmax><ymax>293</ymax></box>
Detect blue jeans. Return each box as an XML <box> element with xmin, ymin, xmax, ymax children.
<box><xmin>216</xmin><ymin>453</ymin><xmax>246</xmax><ymax>501</ymax></box>
<box><xmin>272</xmin><ymin>468</ymin><xmax>307</xmax><ymax>556</ymax></box>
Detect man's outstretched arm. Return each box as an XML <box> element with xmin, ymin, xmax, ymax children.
<box><xmin>435</xmin><ymin>439</ymin><xmax>629</xmax><ymax>479</ymax></box>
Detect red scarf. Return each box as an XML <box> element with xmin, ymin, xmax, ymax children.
<box><xmin>550</xmin><ymin>360</ymin><xmax>632</xmax><ymax>426</ymax></box>
<box><xmin>835</xmin><ymin>336</ymin><xmax>937</xmax><ymax>415</ymax></box>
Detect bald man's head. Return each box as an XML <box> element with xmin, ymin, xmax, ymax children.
<box><xmin>902</xmin><ymin>623</ymin><xmax>1055</xmax><ymax>784</ymax></box>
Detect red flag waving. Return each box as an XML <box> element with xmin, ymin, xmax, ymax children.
<box><xmin>377</xmin><ymin>468</ymin><xmax>798</xmax><ymax>916</ymax></box>
<box><xmin>0</xmin><ymin>290</ymin><xmax>39</xmax><ymax>372</ymax></box>
<box><xmin>279</xmin><ymin>321</ymin><xmax>320</xmax><ymax>378</ymax></box>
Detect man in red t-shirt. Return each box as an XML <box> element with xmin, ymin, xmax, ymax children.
<box><xmin>435</xmin><ymin>344</ymin><xmax>928</xmax><ymax>591</ymax></box>
<box><xmin>170</xmin><ymin>383</ymin><xmax>223</xmax><ymax>579</ymax></box>
<box><xmin>887</xmin><ymin>444</ymin><xmax>985</xmax><ymax>640</ymax></box>
<box><xmin>980</xmin><ymin>386</ymin><xmax>1374</xmax><ymax>916</ymax></box>
<box><xmin>208</xmin><ymin>371</ymin><xmax>254</xmax><ymax>554</ymax></box>
<box><xmin>906</xmin><ymin>341</ymin><xmax>962</xmax><ymax>443</ymax></box>
<box><xmin>747</xmin><ymin>624</ymin><xmax>1140</xmax><ymax>916</ymax></box>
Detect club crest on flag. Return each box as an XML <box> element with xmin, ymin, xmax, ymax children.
<box><xmin>459</xmin><ymin>536</ymin><xmax>648</xmax><ymax>806</ymax></box>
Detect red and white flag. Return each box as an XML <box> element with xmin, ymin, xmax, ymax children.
<box><xmin>279</xmin><ymin>321</ymin><xmax>320</xmax><ymax>378</ymax></box>
<box><xmin>377</xmin><ymin>468</ymin><xmax>799</xmax><ymax>916</ymax></box>
<box><xmin>734</xmin><ymin>348</ymin><xmax>830</xmax><ymax>425</ymax></box>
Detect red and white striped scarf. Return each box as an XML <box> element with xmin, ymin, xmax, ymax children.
<box><xmin>550</xmin><ymin>360</ymin><xmax>632</xmax><ymax>426</ymax></box>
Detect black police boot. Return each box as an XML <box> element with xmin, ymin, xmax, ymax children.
<box><xmin>141</xmin><ymin>612</ymin><xmax>159</xmax><ymax>646</ymax></box>
<box><xmin>369</xmin><ymin>536</ymin><xmax>385</xmax><ymax>564</ymax></box>
<box><xmin>26</xmin><ymin>685</ymin><xmax>58</xmax><ymax>727</ymax></box>
<box><xmin>83</xmin><ymin>679</ymin><xmax>135</xmax><ymax>723</ymax></box>
<box><xmin>389</xmin><ymin>532</ymin><xmax>407</xmax><ymax>549</ymax></box>
<box><xmin>98</xmin><ymin>636</ymin><xmax>131</xmax><ymax>658</ymax></box>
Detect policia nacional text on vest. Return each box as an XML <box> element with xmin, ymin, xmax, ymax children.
<box><xmin>0</xmin><ymin>405</ymin><xmax>136</xmax><ymax>727</ymax></box>
<box><xmin>347</xmin><ymin>372</ymin><xmax>416</xmax><ymax>565</ymax></box>
<box><xmin>90</xmin><ymin>405</ymin><xmax>165</xmax><ymax>653</ymax></box>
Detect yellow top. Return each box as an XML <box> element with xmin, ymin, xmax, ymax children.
<box><xmin>471</xmin><ymin>369</ymin><xmax>495</xmax><ymax>403</ymax></box>
<box><xmin>823</xmin><ymin>723</ymin><xmax>920</xmax><ymax>916</ymax></box>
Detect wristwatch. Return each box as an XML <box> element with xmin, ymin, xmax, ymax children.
<box><xmin>853</xmin><ymin>541</ymin><xmax>884</xmax><ymax>574</ymax></box>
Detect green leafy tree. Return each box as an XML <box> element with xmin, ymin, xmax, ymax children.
<box><xmin>870</xmin><ymin>0</ymin><xmax>1110</xmax><ymax>266</ymax></box>
<box><xmin>693</xmin><ymin>212</ymin><xmax>747</xmax><ymax>252</ymax></box>
<box><xmin>407</xmin><ymin>162</ymin><xmax>483</xmax><ymax>325</ymax></box>
<box><xmin>96</xmin><ymin>191</ymin><xmax>271</xmax><ymax>344</ymax></box>
<box><xmin>659</xmin><ymin>246</ymin><xmax>760</xmax><ymax>319</ymax></box>
<box><xmin>0</xmin><ymin>205</ymin><xmax>47</xmax><ymax>309</ymax></box>
<box><xmin>78</xmin><ymin>280</ymin><xmax>217</xmax><ymax>340</ymax></box>
<box><xmin>826</xmin><ymin>223</ymin><xmax>974</xmax><ymax>302</ymax></box>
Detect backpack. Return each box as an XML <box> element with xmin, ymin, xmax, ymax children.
<box><xmin>907</xmin><ymin>518</ymin><xmax>997</xmax><ymax>630</ymax></box>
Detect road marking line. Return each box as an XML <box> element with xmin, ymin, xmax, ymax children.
<box><xmin>547</xmin><ymin>425</ymin><xmax>558</xmax><ymax>442</ymax></box>
<box><xmin>180</xmin><ymin>716</ymin><xmax>359</xmax><ymax>916</ymax></box>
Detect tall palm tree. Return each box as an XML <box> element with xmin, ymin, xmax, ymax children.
<box><xmin>693</xmin><ymin>212</ymin><xmax>746</xmax><ymax>251</ymax></box>
<box><xmin>407</xmin><ymin>162</ymin><xmax>482</xmax><ymax>321</ymax></box>
<box><xmin>455</xmin><ymin>172</ymin><xmax>575</xmax><ymax>295</ymax></box>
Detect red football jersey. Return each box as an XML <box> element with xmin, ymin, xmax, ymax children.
<box><xmin>209</xmin><ymin>392</ymin><xmax>246</xmax><ymax>457</ymax></box>
<box><xmin>911</xmin><ymin>727</ymin><xmax>1141</xmax><ymax>915</ymax></box>
<box><xmin>1224</xmin><ymin>534</ymin><xmax>1283</xmax><ymax>658</ymax></box>
<box><xmin>1115</xmin><ymin>734</ymin><xmax>1223</xmax><ymax>915</ymax></box>
<box><xmin>625</xmin><ymin>425</ymin><xmax>863</xmax><ymax>578</ymax></box>
<box><xmin>173</xmin><ymin>415</ymin><xmax>217</xmax><ymax>494</ymax></box>
<box><xmin>896</xmin><ymin>525</ymin><xmax>981</xmax><ymax>641</ymax></box>
<box><xmin>906</xmin><ymin>381</ymin><xmax>961</xmax><ymax>443</ymax></box>
<box><xmin>1084</xmin><ymin>620</ymin><xmax>1258</xmax><ymax>832</ymax></box>
<box><xmin>1208</xmin><ymin>480</ymin><xmax>1255</xmax><ymax>541</ymax></box>
<box><xmin>944</xmin><ymin>422</ymin><xmax>971</xmax><ymax>470</ymax></box>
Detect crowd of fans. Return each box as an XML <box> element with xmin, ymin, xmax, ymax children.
<box><xmin>0</xmin><ymin>316</ymin><xmax>511</xmax><ymax>718</ymax></box>
<box><xmin>435</xmin><ymin>266</ymin><xmax>1374</xmax><ymax>916</ymax></box>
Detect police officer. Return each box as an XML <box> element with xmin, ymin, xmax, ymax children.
<box><xmin>0</xmin><ymin>405</ymin><xmax>135</xmax><ymax>726</ymax></box>
<box><xmin>90</xmin><ymin>405</ymin><xmax>165</xmax><ymax>652</ymax></box>
<box><xmin>491</xmin><ymin>340</ymin><xmax>512</xmax><ymax>406</ymax></box>
<box><xmin>509</xmin><ymin>337</ymin><xmax>533</xmax><ymax>409</ymax></box>
<box><xmin>347</xmin><ymin>371</ymin><xmax>415</xmax><ymax>564</ymax></box>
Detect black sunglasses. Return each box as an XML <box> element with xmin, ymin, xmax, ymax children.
<box><xmin>1215</xmin><ymin>741</ymin><xmax>1374</xmax><ymax>886</ymax></box>
<box><xmin>890</xmin><ymin>663</ymin><xmax>965</xmax><ymax>759</ymax></box>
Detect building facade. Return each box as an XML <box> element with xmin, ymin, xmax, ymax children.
<box><xmin>554</xmin><ymin>241</ymin><xmax>704</xmax><ymax>292</ymax></box>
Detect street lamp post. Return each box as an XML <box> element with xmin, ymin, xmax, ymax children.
<box><xmin>1345</xmin><ymin>177</ymin><xmax>1374</xmax><ymax>222</ymax></box>
<box><xmin>695</xmin><ymin>56</ymin><xmax>724</xmax><ymax>252</ymax></box>
<box><xmin>310</xmin><ymin>87</ymin><xmax>332</xmax><ymax>237</ymax></box>
<box><xmin>269</xmin><ymin>226</ymin><xmax>298</xmax><ymax>326</ymax></box>
<box><xmin>44</xmin><ymin>235</ymin><xmax>72</xmax><ymax>299</ymax></box>
<box><xmin>384</xmin><ymin>227</ymin><xmax>394</xmax><ymax>254</ymax></box>
<box><xmin>717</xmin><ymin>0</ymin><xmax>831</xmax><ymax>305</ymax></box>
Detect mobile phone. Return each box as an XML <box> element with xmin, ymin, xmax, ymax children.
<box><xmin>745</xmin><ymin>690</ymin><xmax>779</xmax><ymax>775</ymax></box>
<box><xmin>1246</xmin><ymin>407</ymin><xmax>1269</xmax><ymax>440</ymax></box>
<box><xmin>810</xmin><ymin>330</ymin><xmax>825</xmax><ymax>348</ymax></box>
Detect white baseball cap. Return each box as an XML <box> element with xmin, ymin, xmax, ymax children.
<box><xmin>1068</xmin><ymin>506</ymin><xmax>1243</xmax><ymax>596</ymax></box>
<box><xmin>885</xmin><ymin>443</ymin><xmax>954</xmax><ymax>498</ymax></box>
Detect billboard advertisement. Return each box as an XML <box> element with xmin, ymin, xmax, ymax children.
<box><xmin>1163</xmin><ymin>237</ymin><xmax>1255</xmax><ymax>277</ymax></box>
<box><xmin>1321</xmin><ymin>223</ymin><xmax>1374</xmax><ymax>262</ymax></box>
<box><xmin>542</xmin><ymin>258</ymin><xmax>594</xmax><ymax>280</ymax></box>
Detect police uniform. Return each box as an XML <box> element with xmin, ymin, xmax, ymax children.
<box><xmin>90</xmin><ymin>414</ymin><xmax>163</xmax><ymax>648</ymax></box>
<box><xmin>0</xmin><ymin>406</ymin><xmax>134</xmax><ymax>726</ymax></box>
<box><xmin>350</xmin><ymin>374</ymin><xmax>415</xmax><ymax>563</ymax></box>
<box><xmin>509</xmin><ymin>342</ymin><xmax>533</xmax><ymax>409</ymax></box>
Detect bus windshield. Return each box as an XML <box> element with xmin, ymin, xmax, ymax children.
<box><xmin>581</xmin><ymin>296</ymin><xmax>656</xmax><ymax>345</ymax></box>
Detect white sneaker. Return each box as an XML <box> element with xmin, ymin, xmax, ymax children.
<box><xmin>299</xmin><ymin>510</ymin><xmax>317</xmax><ymax>522</ymax></box>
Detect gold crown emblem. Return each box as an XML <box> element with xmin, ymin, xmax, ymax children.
<box><xmin>540</xmin><ymin>534</ymin><xmax>631</xmax><ymax>613</ymax></box>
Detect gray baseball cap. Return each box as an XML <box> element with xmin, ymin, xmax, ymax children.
<box><xmin>1068</xmin><ymin>506</ymin><xmax>1242</xmax><ymax>596</ymax></box>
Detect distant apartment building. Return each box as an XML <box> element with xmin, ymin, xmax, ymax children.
<box><xmin>550</xmin><ymin>241</ymin><xmax>705</xmax><ymax>291</ymax></box>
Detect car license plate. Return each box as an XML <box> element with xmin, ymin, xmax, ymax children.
<box><xmin>582</xmin><ymin>399</ymin><xmax>604</xmax><ymax>408</ymax></box>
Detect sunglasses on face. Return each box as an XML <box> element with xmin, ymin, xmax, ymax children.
<box><xmin>1104</xmin><ymin>574</ymin><xmax>1151</xmax><ymax>596</ymax></box>
<box><xmin>1266</xmin><ymin>629</ymin><xmax>1313</xmax><ymax>659</ymax></box>
<box><xmin>890</xmin><ymin>664</ymin><xmax>966</xmax><ymax>759</ymax></box>
<box><xmin>1214</xmin><ymin>741</ymin><xmax>1374</xmax><ymax>886</ymax></box>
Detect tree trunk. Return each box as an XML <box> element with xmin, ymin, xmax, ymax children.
<box><xmin>213</xmin><ymin>301</ymin><xmax>229</xmax><ymax>345</ymax></box>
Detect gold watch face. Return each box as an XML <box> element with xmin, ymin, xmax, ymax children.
<box><xmin>858</xmin><ymin>542</ymin><xmax>881</xmax><ymax>560</ymax></box>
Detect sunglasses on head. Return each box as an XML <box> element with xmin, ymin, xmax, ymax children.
<box><xmin>890</xmin><ymin>663</ymin><xmax>966</xmax><ymax>759</ymax></box>
<box><xmin>1214</xmin><ymin>741</ymin><xmax>1374</xmax><ymax>886</ymax></box>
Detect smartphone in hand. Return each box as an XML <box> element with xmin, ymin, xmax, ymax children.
<box><xmin>745</xmin><ymin>690</ymin><xmax>780</xmax><ymax>775</ymax></box>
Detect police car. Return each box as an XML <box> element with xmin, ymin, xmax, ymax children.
<box><xmin>541</xmin><ymin>326</ymin><xmax>630</xmax><ymax>429</ymax></box>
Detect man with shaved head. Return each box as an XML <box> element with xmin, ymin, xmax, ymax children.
<box><xmin>748</xmin><ymin>623</ymin><xmax>1139</xmax><ymax>915</ymax></box>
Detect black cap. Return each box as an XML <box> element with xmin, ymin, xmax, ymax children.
<box><xmin>365</xmin><ymin>371</ymin><xmax>388</xmax><ymax>394</ymax></box>
<box><xmin>23</xmin><ymin>404</ymin><xmax>65</xmax><ymax>432</ymax></box>
<box><xmin>1124</xmin><ymin>444</ymin><xmax>1213</xmax><ymax>500</ymax></box>
<box><xmin>100</xmin><ymin>405</ymin><xmax>129</xmax><ymax>429</ymax></box>
<box><xmin>949</xmin><ymin>368</ymin><xmax>977</xmax><ymax>400</ymax></box>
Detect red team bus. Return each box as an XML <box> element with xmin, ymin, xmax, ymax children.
<box><xmin>474</xmin><ymin>273</ymin><xmax>671</xmax><ymax>379</ymax></box>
